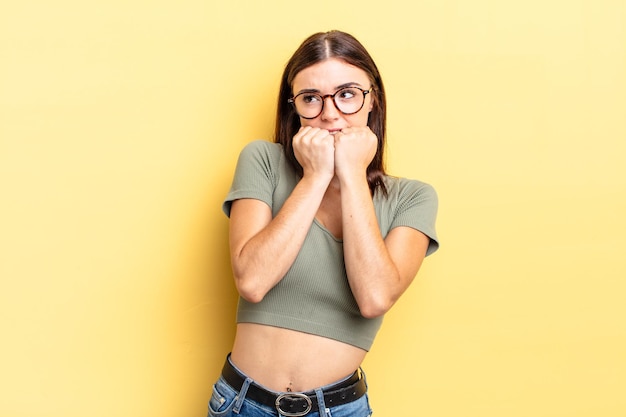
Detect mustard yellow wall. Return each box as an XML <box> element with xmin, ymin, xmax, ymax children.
<box><xmin>1</xmin><ymin>1</ymin><xmax>625</xmax><ymax>416</ymax></box>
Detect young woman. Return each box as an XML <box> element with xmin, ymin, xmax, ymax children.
<box><xmin>209</xmin><ymin>30</ymin><xmax>439</xmax><ymax>417</ymax></box>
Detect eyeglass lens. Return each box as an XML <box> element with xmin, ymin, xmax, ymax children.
<box><xmin>292</xmin><ymin>87</ymin><xmax>368</xmax><ymax>119</ymax></box>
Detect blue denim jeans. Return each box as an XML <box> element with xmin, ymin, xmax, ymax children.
<box><xmin>207</xmin><ymin>362</ymin><xmax>373</xmax><ymax>417</ymax></box>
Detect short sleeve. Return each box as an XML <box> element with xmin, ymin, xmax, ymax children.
<box><xmin>222</xmin><ymin>140</ymin><xmax>281</xmax><ymax>217</ymax></box>
<box><xmin>389</xmin><ymin>179</ymin><xmax>439</xmax><ymax>256</ymax></box>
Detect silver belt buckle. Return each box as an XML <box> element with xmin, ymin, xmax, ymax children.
<box><xmin>275</xmin><ymin>392</ymin><xmax>313</xmax><ymax>417</ymax></box>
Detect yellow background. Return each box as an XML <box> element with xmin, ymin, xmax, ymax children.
<box><xmin>1</xmin><ymin>0</ymin><xmax>625</xmax><ymax>416</ymax></box>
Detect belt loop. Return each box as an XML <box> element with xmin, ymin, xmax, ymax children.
<box><xmin>314</xmin><ymin>388</ymin><xmax>330</xmax><ymax>417</ymax></box>
<box><xmin>233</xmin><ymin>377</ymin><xmax>253</xmax><ymax>414</ymax></box>
<box><xmin>359</xmin><ymin>367</ymin><xmax>368</xmax><ymax>389</ymax></box>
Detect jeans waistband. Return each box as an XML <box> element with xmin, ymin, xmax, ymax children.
<box><xmin>221</xmin><ymin>355</ymin><xmax>367</xmax><ymax>416</ymax></box>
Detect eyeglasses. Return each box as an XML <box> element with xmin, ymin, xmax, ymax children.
<box><xmin>288</xmin><ymin>86</ymin><xmax>373</xmax><ymax>119</ymax></box>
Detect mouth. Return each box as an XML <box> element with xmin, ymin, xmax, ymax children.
<box><xmin>328</xmin><ymin>129</ymin><xmax>342</xmax><ymax>135</ymax></box>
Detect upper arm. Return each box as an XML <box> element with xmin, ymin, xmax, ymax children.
<box><xmin>384</xmin><ymin>226</ymin><xmax>431</xmax><ymax>287</ymax></box>
<box><xmin>229</xmin><ymin>198</ymin><xmax>273</xmax><ymax>258</ymax></box>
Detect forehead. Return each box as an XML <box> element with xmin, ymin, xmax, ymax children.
<box><xmin>292</xmin><ymin>58</ymin><xmax>370</xmax><ymax>92</ymax></box>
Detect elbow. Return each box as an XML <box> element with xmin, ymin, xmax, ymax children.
<box><xmin>355</xmin><ymin>273</ymin><xmax>401</xmax><ymax>319</ymax></box>
<box><xmin>358</xmin><ymin>296</ymin><xmax>395</xmax><ymax>319</ymax></box>
<box><xmin>233</xmin><ymin>270</ymin><xmax>268</xmax><ymax>304</ymax></box>
<box><xmin>235</xmin><ymin>279</ymin><xmax>266</xmax><ymax>303</ymax></box>
<box><xmin>231</xmin><ymin>260</ymin><xmax>263</xmax><ymax>303</ymax></box>
<box><xmin>239</xmin><ymin>289</ymin><xmax>265</xmax><ymax>304</ymax></box>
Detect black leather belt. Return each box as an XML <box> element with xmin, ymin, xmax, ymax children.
<box><xmin>221</xmin><ymin>357</ymin><xmax>367</xmax><ymax>416</ymax></box>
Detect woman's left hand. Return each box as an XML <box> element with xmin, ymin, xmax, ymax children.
<box><xmin>333</xmin><ymin>127</ymin><xmax>378</xmax><ymax>182</ymax></box>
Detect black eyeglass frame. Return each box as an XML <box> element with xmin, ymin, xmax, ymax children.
<box><xmin>288</xmin><ymin>86</ymin><xmax>374</xmax><ymax>120</ymax></box>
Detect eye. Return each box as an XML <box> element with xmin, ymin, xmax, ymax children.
<box><xmin>337</xmin><ymin>88</ymin><xmax>358</xmax><ymax>101</ymax></box>
<box><xmin>301</xmin><ymin>94</ymin><xmax>322</xmax><ymax>105</ymax></box>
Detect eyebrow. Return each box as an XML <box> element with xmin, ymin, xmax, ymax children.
<box><xmin>294</xmin><ymin>82</ymin><xmax>364</xmax><ymax>95</ymax></box>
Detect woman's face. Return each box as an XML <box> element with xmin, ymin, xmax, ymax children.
<box><xmin>291</xmin><ymin>58</ymin><xmax>373</xmax><ymax>133</ymax></box>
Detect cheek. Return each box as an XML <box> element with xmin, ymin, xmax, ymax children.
<box><xmin>299</xmin><ymin>118</ymin><xmax>315</xmax><ymax>128</ymax></box>
<box><xmin>348</xmin><ymin>111</ymin><xmax>371</xmax><ymax>127</ymax></box>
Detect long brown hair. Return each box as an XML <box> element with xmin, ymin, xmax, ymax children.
<box><xmin>274</xmin><ymin>30</ymin><xmax>388</xmax><ymax>196</ymax></box>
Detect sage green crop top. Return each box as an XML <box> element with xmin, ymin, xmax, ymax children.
<box><xmin>223</xmin><ymin>140</ymin><xmax>439</xmax><ymax>351</ymax></box>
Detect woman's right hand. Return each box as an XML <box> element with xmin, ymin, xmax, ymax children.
<box><xmin>292</xmin><ymin>126</ymin><xmax>335</xmax><ymax>182</ymax></box>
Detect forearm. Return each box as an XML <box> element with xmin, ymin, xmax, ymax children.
<box><xmin>231</xmin><ymin>176</ymin><xmax>329</xmax><ymax>302</ymax></box>
<box><xmin>340</xmin><ymin>175</ymin><xmax>401</xmax><ymax>318</ymax></box>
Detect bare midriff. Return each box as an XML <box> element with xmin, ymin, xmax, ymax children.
<box><xmin>230</xmin><ymin>322</ymin><xmax>367</xmax><ymax>392</ymax></box>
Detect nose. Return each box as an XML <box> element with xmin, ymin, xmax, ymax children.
<box><xmin>320</xmin><ymin>95</ymin><xmax>341</xmax><ymax>121</ymax></box>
